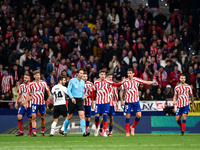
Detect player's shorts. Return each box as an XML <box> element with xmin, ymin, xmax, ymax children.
<box><xmin>31</xmin><ymin>104</ymin><xmax>46</xmax><ymax>115</ymax></box>
<box><xmin>68</xmin><ymin>98</ymin><xmax>84</xmax><ymax>114</ymax></box>
<box><xmin>84</xmin><ymin>106</ymin><xmax>91</xmax><ymax>117</ymax></box>
<box><xmin>124</xmin><ymin>102</ymin><xmax>141</xmax><ymax>114</ymax></box>
<box><xmin>108</xmin><ymin>106</ymin><xmax>115</xmax><ymax>116</ymax></box>
<box><xmin>176</xmin><ymin>105</ymin><xmax>189</xmax><ymax>116</ymax></box>
<box><xmin>18</xmin><ymin>105</ymin><xmax>32</xmax><ymax>118</ymax></box>
<box><xmin>53</xmin><ymin>105</ymin><xmax>67</xmax><ymax>118</ymax></box>
<box><xmin>95</xmin><ymin>103</ymin><xmax>110</xmax><ymax>115</ymax></box>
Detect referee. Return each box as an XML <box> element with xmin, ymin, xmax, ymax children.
<box><xmin>64</xmin><ymin>68</ymin><xmax>90</xmax><ymax>137</ymax></box>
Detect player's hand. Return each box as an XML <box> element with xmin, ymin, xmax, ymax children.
<box><xmin>83</xmin><ymin>96</ymin><xmax>87</xmax><ymax>99</ymax></box>
<box><xmin>72</xmin><ymin>98</ymin><xmax>76</xmax><ymax>104</ymax></box>
<box><xmin>15</xmin><ymin>103</ymin><xmax>18</xmax><ymax>109</ymax></box>
<box><xmin>91</xmin><ymin>101</ymin><xmax>94</xmax><ymax>109</ymax></box>
<box><xmin>154</xmin><ymin>81</ymin><xmax>158</xmax><ymax>85</ymax></box>
<box><xmin>24</xmin><ymin>104</ymin><xmax>28</xmax><ymax>110</ymax></box>
<box><xmin>121</xmin><ymin>77</ymin><xmax>126</xmax><ymax>84</ymax></box>
<box><xmin>121</xmin><ymin>100</ymin><xmax>124</xmax><ymax>106</ymax></box>
<box><xmin>49</xmin><ymin>96</ymin><xmax>53</xmax><ymax>102</ymax></box>
<box><xmin>192</xmin><ymin>104</ymin><xmax>195</xmax><ymax>112</ymax></box>
<box><xmin>173</xmin><ymin>101</ymin><xmax>176</xmax><ymax>106</ymax></box>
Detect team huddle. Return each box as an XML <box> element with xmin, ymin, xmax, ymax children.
<box><xmin>15</xmin><ymin>68</ymin><xmax>194</xmax><ymax>137</ymax></box>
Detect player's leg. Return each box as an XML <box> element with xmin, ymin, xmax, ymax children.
<box><xmin>108</xmin><ymin>116</ymin><xmax>113</xmax><ymax>137</ymax></box>
<box><xmin>16</xmin><ymin>105</ymin><xmax>25</xmax><ymax>136</ymax></box>
<box><xmin>31</xmin><ymin>104</ymin><xmax>39</xmax><ymax>136</ymax></box>
<box><xmin>181</xmin><ymin>105</ymin><xmax>189</xmax><ymax>135</ymax></box>
<box><xmin>124</xmin><ymin>103</ymin><xmax>131</xmax><ymax>137</ymax></box>
<box><xmin>59</xmin><ymin>105</ymin><xmax>68</xmax><ymax>135</ymax></box>
<box><xmin>84</xmin><ymin>106</ymin><xmax>91</xmax><ymax>132</ymax></box>
<box><xmin>130</xmin><ymin>102</ymin><xmax>142</xmax><ymax>136</ymax></box>
<box><xmin>78</xmin><ymin>110</ymin><xmax>87</xmax><ymax>136</ymax></box>
<box><xmin>99</xmin><ymin>118</ymin><xmax>103</xmax><ymax>136</ymax></box>
<box><xmin>39</xmin><ymin>105</ymin><xmax>46</xmax><ymax>136</ymax></box>
<box><xmin>50</xmin><ymin>118</ymin><xmax>58</xmax><ymax>136</ymax></box>
<box><xmin>102</xmin><ymin>103</ymin><xmax>109</xmax><ymax>137</ymax></box>
<box><xmin>27</xmin><ymin>107</ymin><xmax>32</xmax><ymax>136</ymax></box>
<box><xmin>176</xmin><ymin>107</ymin><xmax>182</xmax><ymax>128</ymax></box>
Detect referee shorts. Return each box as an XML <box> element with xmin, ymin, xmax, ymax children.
<box><xmin>68</xmin><ymin>98</ymin><xmax>84</xmax><ymax>114</ymax></box>
<box><xmin>53</xmin><ymin>105</ymin><xmax>68</xmax><ymax>118</ymax></box>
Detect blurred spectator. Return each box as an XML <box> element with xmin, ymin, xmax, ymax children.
<box><xmin>148</xmin><ymin>0</ymin><xmax>159</xmax><ymax>17</ymax></box>
<box><xmin>114</xmin><ymin>61</ymin><xmax>123</xmax><ymax>81</ymax></box>
<box><xmin>12</xmin><ymin>81</ymin><xmax>21</xmax><ymax>109</ymax></box>
<box><xmin>165</xmin><ymin>60</ymin><xmax>173</xmax><ymax>75</ymax></box>
<box><xmin>163</xmin><ymin>85</ymin><xmax>174</xmax><ymax>98</ymax></box>
<box><xmin>46</xmin><ymin>56</ymin><xmax>56</xmax><ymax>77</ymax></box>
<box><xmin>186</xmin><ymin>66</ymin><xmax>195</xmax><ymax>86</ymax></box>
<box><xmin>154</xmin><ymin>88</ymin><xmax>165</xmax><ymax>100</ymax></box>
<box><xmin>158</xmin><ymin>66</ymin><xmax>169</xmax><ymax>91</ymax></box>
<box><xmin>170</xmin><ymin>9</ymin><xmax>181</xmax><ymax>32</ymax></box>
<box><xmin>139</xmin><ymin>90</ymin><xmax>144</xmax><ymax>101</ymax></box>
<box><xmin>46</xmin><ymin>69</ymin><xmax>57</xmax><ymax>89</ymax></box>
<box><xmin>142</xmin><ymin>89</ymin><xmax>153</xmax><ymax>100</ymax></box>
<box><xmin>1</xmin><ymin>69</ymin><xmax>14</xmax><ymax>94</ymax></box>
<box><xmin>109</xmin><ymin>55</ymin><xmax>117</xmax><ymax>74</ymax></box>
<box><xmin>123</xmin><ymin>51</ymin><xmax>137</xmax><ymax>69</ymax></box>
<box><xmin>155</xmin><ymin>9</ymin><xmax>168</xmax><ymax>33</ymax></box>
<box><xmin>107</xmin><ymin>8</ymin><xmax>120</xmax><ymax>28</ymax></box>
<box><xmin>169</xmin><ymin>64</ymin><xmax>182</xmax><ymax>88</ymax></box>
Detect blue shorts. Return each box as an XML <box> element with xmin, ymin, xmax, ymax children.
<box><xmin>124</xmin><ymin>102</ymin><xmax>141</xmax><ymax>114</ymax></box>
<box><xmin>176</xmin><ymin>105</ymin><xmax>189</xmax><ymax>116</ymax></box>
<box><xmin>84</xmin><ymin>106</ymin><xmax>91</xmax><ymax>117</ymax></box>
<box><xmin>18</xmin><ymin>105</ymin><xmax>32</xmax><ymax>118</ymax></box>
<box><xmin>108</xmin><ymin>106</ymin><xmax>115</xmax><ymax>116</ymax></box>
<box><xmin>31</xmin><ymin>104</ymin><xmax>46</xmax><ymax>115</ymax></box>
<box><xmin>95</xmin><ymin>103</ymin><xmax>110</xmax><ymax>115</ymax></box>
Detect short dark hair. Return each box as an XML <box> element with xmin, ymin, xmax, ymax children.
<box><xmin>106</xmin><ymin>73</ymin><xmax>113</xmax><ymax>77</ymax></box>
<box><xmin>174</xmin><ymin>64</ymin><xmax>178</xmax><ymax>67</ymax></box>
<box><xmin>99</xmin><ymin>70</ymin><xmax>106</xmax><ymax>74</ymax></box>
<box><xmin>180</xmin><ymin>74</ymin><xmax>186</xmax><ymax>78</ymax></box>
<box><xmin>83</xmin><ymin>71</ymin><xmax>87</xmax><ymax>75</ymax></box>
<box><xmin>127</xmin><ymin>68</ymin><xmax>134</xmax><ymax>73</ymax></box>
<box><xmin>58</xmin><ymin>75</ymin><xmax>65</xmax><ymax>82</ymax></box>
<box><xmin>76</xmin><ymin>68</ymin><xmax>84</xmax><ymax>74</ymax></box>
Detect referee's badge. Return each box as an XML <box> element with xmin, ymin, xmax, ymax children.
<box><xmin>75</xmin><ymin>85</ymin><xmax>78</xmax><ymax>88</ymax></box>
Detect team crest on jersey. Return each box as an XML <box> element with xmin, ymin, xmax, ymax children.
<box><xmin>99</xmin><ymin>88</ymin><xmax>101</xmax><ymax>90</ymax></box>
<box><xmin>129</xmin><ymin>87</ymin><xmax>132</xmax><ymax>90</ymax></box>
<box><xmin>103</xmin><ymin>83</ymin><xmax>105</xmax><ymax>86</ymax></box>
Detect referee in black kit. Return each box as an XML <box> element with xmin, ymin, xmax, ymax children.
<box><xmin>63</xmin><ymin>68</ymin><xmax>90</xmax><ymax>137</ymax></box>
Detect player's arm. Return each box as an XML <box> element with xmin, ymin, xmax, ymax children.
<box><xmin>173</xmin><ymin>94</ymin><xmax>177</xmax><ymax>106</ymax></box>
<box><xmin>190</xmin><ymin>91</ymin><xmax>195</xmax><ymax>111</ymax></box>
<box><xmin>143</xmin><ymin>80</ymin><xmax>158</xmax><ymax>85</ymax></box>
<box><xmin>67</xmin><ymin>80</ymin><xmax>73</xmax><ymax>99</ymax></box>
<box><xmin>46</xmin><ymin>88</ymin><xmax>53</xmax><ymax>102</ymax></box>
<box><xmin>105</xmin><ymin>78</ymin><xmax>126</xmax><ymax>87</ymax></box>
<box><xmin>15</xmin><ymin>93</ymin><xmax>22</xmax><ymax>109</ymax></box>
<box><xmin>120</xmin><ymin>89</ymin><xmax>125</xmax><ymax>106</ymax></box>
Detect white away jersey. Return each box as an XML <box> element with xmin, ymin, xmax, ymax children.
<box><xmin>51</xmin><ymin>84</ymin><xmax>68</xmax><ymax>106</ymax></box>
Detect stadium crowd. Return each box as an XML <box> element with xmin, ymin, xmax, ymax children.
<box><xmin>0</xmin><ymin>0</ymin><xmax>200</xmax><ymax>108</ymax></box>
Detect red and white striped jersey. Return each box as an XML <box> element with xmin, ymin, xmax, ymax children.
<box><xmin>121</xmin><ymin>78</ymin><xmax>144</xmax><ymax>103</ymax></box>
<box><xmin>174</xmin><ymin>84</ymin><xmax>192</xmax><ymax>108</ymax></box>
<box><xmin>83</xmin><ymin>81</ymin><xmax>93</xmax><ymax>106</ymax></box>
<box><xmin>94</xmin><ymin>79</ymin><xmax>116</xmax><ymax>104</ymax></box>
<box><xmin>109</xmin><ymin>85</ymin><xmax>118</xmax><ymax>106</ymax></box>
<box><xmin>1</xmin><ymin>75</ymin><xmax>14</xmax><ymax>93</ymax></box>
<box><xmin>28</xmin><ymin>80</ymin><xmax>49</xmax><ymax>105</ymax></box>
<box><xmin>19</xmin><ymin>83</ymin><xmax>31</xmax><ymax>108</ymax></box>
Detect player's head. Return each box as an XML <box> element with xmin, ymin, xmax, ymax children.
<box><xmin>127</xmin><ymin>68</ymin><xmax>134</xmax><ymax>79</ymax></box>
<box><xmin>106</xmin><ymin>73</ymin><xmax>113</xmax><ymax>81</ymax></box>
<box><xmin>76</xmin><ymin>68</ymin><xmax>84</xmax><ymax>79</ymax></box>
<box><xmin>99</xmin><ymin>70</ymin><xmax>106</xmax><ymax>80</ymax></box>
<box><xmin>33</xmin><ymin>70</ymin><xmax>40</xmax><ymax>81</ymax></box>
<box><xmin>180</xmin><ymin>74</ymin><xmax>186</xmax><ymax>84</ymax></box>
<box><xmin>82</xmin><ymin>72</ymin><xmax>87</xmax><ymax>82</ymax></box>
<box><xmin>58</xmin><ymin>75</ymin><xmax>66</xmax><ymax>85</ymax></box>
<box><xmin>24</xmin><ymin>74</ymin><xmax>30</xmax><ymax>84</ymax></box>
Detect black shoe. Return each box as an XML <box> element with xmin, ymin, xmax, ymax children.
<box><xmin>63</xmin><ymin>132</ymin><xmax>67</xmax><ymax>137</ymax></box>
<box><xmin>181</xmin><ymin>131</ymin><xmax>184</xmax><ymax>136</ymax></box>
<box><xmin>41</xmin><ymin>132</ymin><xmax>45</xmax><ymax>137</ymax></box>
<box><xmin>49</xmin><ymin>134</ymin><xmax>54</xmax><ymax>137</ymax></box>
<box><xmin>83</xmin><ymin>131</ymin><xmax>90</xmax><ymax>137</ymax></box>
<box><xmin>16</xmin><ymin>131</ymin><xmax>24</xmax><ymax>136</ymax></box>
<box><xmin>32</xmin><ymin>132</ymin><xmax>37</xmax><ymax>137</ymax></box>
<box><xmin>59</xmin><ymin>131</ymin><xmax>64</xmax><ymax>135</ymax></box>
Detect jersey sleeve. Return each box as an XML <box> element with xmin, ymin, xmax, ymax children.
<box><xmin>18</xmin><ymin>85</ymin><xmax>22</xmax><ymax>94</ymax></box>
<box><xmin>44</xmin><ymin>82</ymin><xmax>49</xmax><ymax>91</ymax></box>
<box><xmin>105</xmin><ymin>79</ymin><xmax>121</xmax><ymax>87</ymax></box>
<box><xmin>189</xmin><ymin>86</ymin><xmax>193</xmax><ymax>95</ymax></box>
<box><xmin>121</xmin><ymin>83</ymin><xmax>124</xmax><ymax>90</ymax></box>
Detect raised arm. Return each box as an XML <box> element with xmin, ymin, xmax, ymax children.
<box><xmin>143</xmin><ymin>80</ymin><xmax>158</xmax><ymax>85</ymax></box>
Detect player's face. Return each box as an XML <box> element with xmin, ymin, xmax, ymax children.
<box><xmin>82</xmin><ymin>74</ymin><xmax>87</xmax><ymax>82</ymax></box>
<box><xmin>24</xmin><ymin>75</ymin><xmax>30</xmax><ymax>83</ymax></box>
<box><xmin>77</xmin><ymin>70</ymin><xmax>84</xmax><ymax>79</ymax></box>
<box><xmin>99</xmin><ymin>72</ymin><xmax>106</xmax><ymax>80</ymax></box>
<box><xmin>180</xmin><ymin>76</ymin><xmax>186</xmax><ymax>84</ymax></box>
<box><xmin>106</xmin><ymin>75</ymin><xmax>113</xmax><ymax>81</ymax></box>
<box><xmin>127</xmin><ymin>71</ymin><xmax>134</xmax><ymax>79</ymax></box>
<box><xmin>62</xmin><ymin>78</ymin><xmax>66</xmax><ymax>85</ymax></box>
<box><xmin>34</xmin><ymin>73</ymin><xmax>40</xmax><ymax>81</ymax></box>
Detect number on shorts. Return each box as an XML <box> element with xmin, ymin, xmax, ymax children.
<box><xmin>176</xmin><ymin>108</ymin><xmax>179</xmax><ymax>115</ymax></box>
<box><xmin>95</xmin><ymin>105</ymin><xmax>98</xmax><ymax>113</ymax></box>
<box><xmin>125</xmin><ymin>105</ymin><xmax>129</xmax><ymax>112</ymax></box>
<box><xmin>32</xmin><ymin>106</ymin><xmax>36</xmax><ymax>112</ymax></box>
<box><xmin>18</xmin><ymin>107</ymin><xmax>21</xmax><ymax>114</ymax></box>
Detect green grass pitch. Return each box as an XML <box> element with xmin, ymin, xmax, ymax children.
<box><xmin>0</xmin><ymin>134</ymin><xmax>199</xmax><ymax>150</ymax></box>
